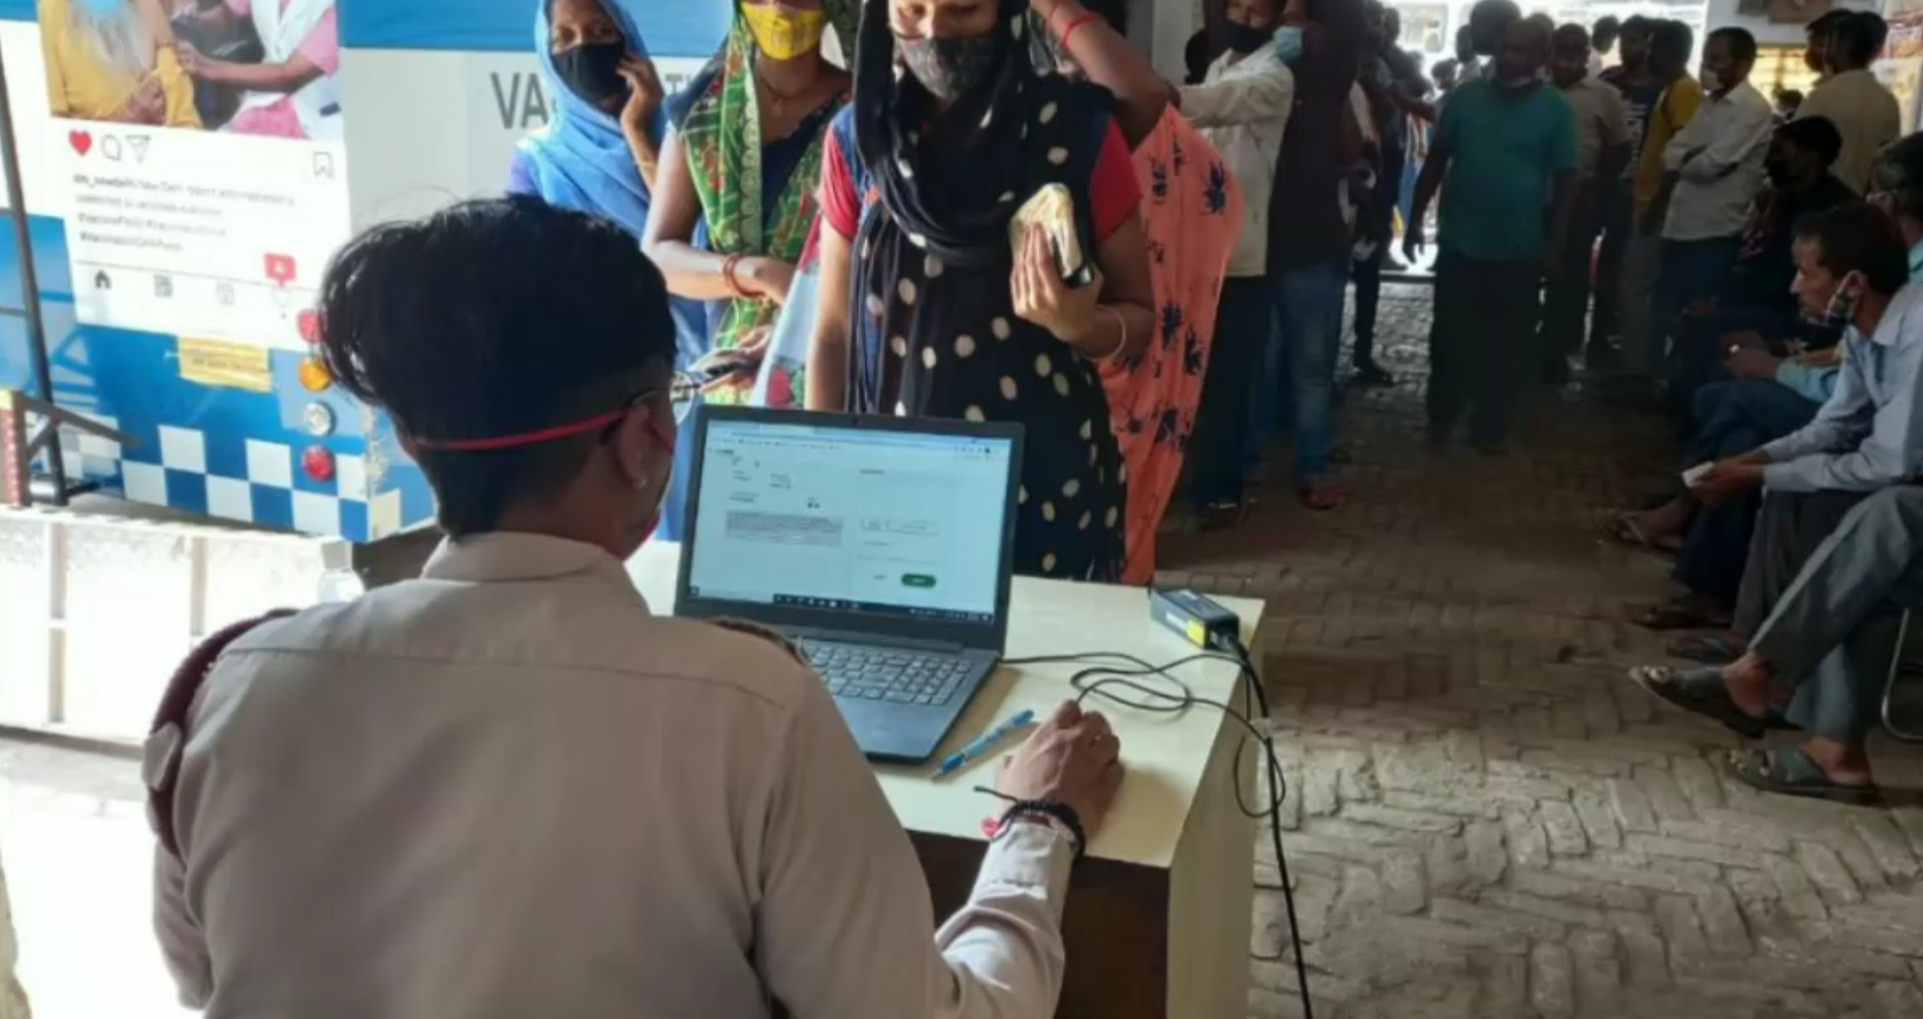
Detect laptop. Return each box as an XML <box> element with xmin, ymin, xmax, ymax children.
<box><xmin>676</xmin><ymin>406</ymin><xmax>1025</xmax><ymax>762</ymax></box>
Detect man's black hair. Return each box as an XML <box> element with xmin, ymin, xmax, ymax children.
<box><xmin>1807</xmin><ymin>9</ymin><xmax>1846</xmax><ymax>39</ymax></box>
<box><xmin>1873</xmin><ymin>131</ymin><xmax>1923</xmax><ymax>228</ymax></box>
<box><xmin>1621</xmin><ymin>14</ymin><xmax>1651</xmax><ymax>33</ymax></box>
<box><xmin>1707</xmin><ymin>26</ymin><xmax>1758</xmax><ymax>67</ymax></box>
<box><xmin>1830</xmin><ymin>11</ymin><xmax>1887</xmax><ymax>69</ymax></box>
<box><xmin>316</xmin><ymin>196</ymin><xmax>677</xmax><ymax>537</ymax></box>
<box><xmin>1777</xmin><ymin>115</ymin><xmax>1844</xmax><ymax>168</ymax></box>
<box><xmin>1649</xmin><ymin>19</ymin><xmax>1693</xmax><ymax>68</ymax></box>
<box><xmin>1794</xmin><ymin>202</ymin><xmax>1912</xmax><ymax>297</ymax></box>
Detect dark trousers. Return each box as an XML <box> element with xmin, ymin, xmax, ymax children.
<box><xmin>1674</xmin><ymin>381</ymin><xmax>1822</xmax><ymax>604</ymax></box>
<box><xmin>1669</xmin><ymin>306</ymin><xmax>1797</xmax><ymax>413</ymax></box>
<box><xmin>1540</xmin><ymin>183</ymin><xmax>1602</xmax><ymax>360</ymax></box>
<box><xmin>1190</xmin><ymin>276</ymin><xmax>1271</xmax><ymax>506</ymax></box>
<box><xmin>1427</xmin><ymin>250</ymin><xmax>1540</xmax><ymax>443</ymax></box>
<box><xmin>1735</xmin><ymin>490</ymin><xmax>1875</xmax><ymax>637</ymax></box>
<box><xmin>1591</xmin><ymin>179</ymin><xmax>1632</xmax><ymax>346</ymax></box>
<box><xmin>1350</xmin><ymin>146</ymin><xmax>1405</xmax><ymax>365</ymax></box>
<box><xmin>1657</xmin><ymin>236</ymin><xmax>1743</xmax><ymax>381</ymax></box>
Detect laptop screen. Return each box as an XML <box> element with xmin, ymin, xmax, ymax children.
<box><xmin>685</xmin><ymin>416</ymin><xmax>1017</xmax><ymax>627</ymax></box>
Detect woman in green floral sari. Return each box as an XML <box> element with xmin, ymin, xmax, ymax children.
<box><xmin>643</xmin><ymin>0</ymin><xmax>854</xmax><ymax>405</ymax></box>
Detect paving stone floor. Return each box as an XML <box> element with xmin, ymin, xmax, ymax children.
<box><xmin>1155</xmin><ymin>287</ymin><xmax>1923</xmax><ymax>1019</ymax></box>
<box><xmin>3</xmin><ymin>286</ymin><xmax>1922</xmax><ymax>1019</ymax></box>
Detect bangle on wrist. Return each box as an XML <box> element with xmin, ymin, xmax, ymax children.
<box><xmin>721</xmin><ymin>254</ymin><xmax>747</xmax><ymax>298</ymax></box>
<box><xmin>1093</xmin><ymin>305</ymin><xmax>1127</xmax><ymax>360</ymax></box>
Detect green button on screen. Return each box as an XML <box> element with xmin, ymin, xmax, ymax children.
<box><xmin>902</xmin><ymin>573</ymin><xmax>937</xmax><ymax>588</ymax></box>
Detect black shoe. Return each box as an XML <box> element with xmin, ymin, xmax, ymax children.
<box><xmin>1584</xmin><ymin>341</ymin><xmax>1620</xmax><ymax>371</ymax></box>
<box><xmin>1471</xmin><ymin>435</ymin><xmax>1510</xmax><ymax>456</ymax></box>
<box><xmin>1542</xmin><ymin>356</ymin><xmax>1570</xmax><ymax>387</ymax></box>
<box><xmin>1352</xmin><ymin>357</ymin><xmax>1395</xmax><ymax>387</ymax></box>
<box><xmin>1424</xmin><ymin>422</ymin><xmax>1452</xmax><ymax>450</ymax></box>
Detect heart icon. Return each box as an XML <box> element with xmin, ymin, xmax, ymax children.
<box><xmin>297</xmin><ymin>310</ymin><xmax>321</xmax><ymax>343</ymax></box>
<box><xmin>68</xmin><ymin>130</ymin><xmax>92</xmax><ymax>156</ymax></box>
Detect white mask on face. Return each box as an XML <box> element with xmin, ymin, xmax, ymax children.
<box><xmin>1700</xmin><ymin>67</ymin><xmax>1720</xmax><ymax>92</ymax></box>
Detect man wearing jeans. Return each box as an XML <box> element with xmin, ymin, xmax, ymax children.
<box><xmin>1407</xmin><ymin>15</ymin><xmax>1576</xmax><ymax>453</ymax></box>
<box><xmin>1654</xmin><ymin>27</ymin><xmax>1772</xmax><ymax>402</ymax></box>
<box><xmin>1261</xmin><ymin>0</ymin><xmax>1364</xmax><ymax>510</ymax></box>
<box><xmin>1181</xmin><ymin>0</ymin><xmax>1295</xmax><ymax>528</ymax></box>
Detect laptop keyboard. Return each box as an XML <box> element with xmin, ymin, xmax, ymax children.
<box><xmin>802</xmin><ymin>641</ymin><xmax>972</xmax><ymax>706</ymax></box>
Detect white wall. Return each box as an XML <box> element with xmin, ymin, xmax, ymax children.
<box><xmin>1701</xmin><ymin>0</ymin><xmax>1881</xmax><ymax>47</ymax></box>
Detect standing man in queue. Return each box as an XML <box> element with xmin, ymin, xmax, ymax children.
<box><xmin>145</xmin><ymin>198</ymin><xmax>1123</xmax><ymax>1019</ymax></box>
<box><xmin>1406</xmin><ymin>11</ymin><xmax>1576</xmax><ymax>454</ymax></box>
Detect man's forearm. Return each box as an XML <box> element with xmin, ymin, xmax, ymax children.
<box><xmin>1547</xmin><ymin>173</ymin><xmax>1576</xmax><ymax>257</ymax></box>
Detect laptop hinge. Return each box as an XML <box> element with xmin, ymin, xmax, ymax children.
<box><xmin>779</xmin><ymin>625</ymin><xmax>970</xmax><ymax>655</ymax></box>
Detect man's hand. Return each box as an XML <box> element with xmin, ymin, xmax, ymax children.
<box><xmin>1401</xmin><ymin>220</ymin><xmax>1424</xmax><ymax>265</ymax></box>
<box><xmin>1685</xmin><ymin>296</ymin><xmax>1718</xmax><ymax>318</ymax></box>
<box><xmin>618</xmin><ymin>55</ymin><xmax>663</xmax><ymax>133</ymax></box>
<box><xmin>1686</xmin><ymin>459</ymin><xmax>1766</xmax><ymax>508</ymax></box>
<box><xmin>996</xmin><ymin>700</ymin><xmax>1125</xmax><ymax>838</ymax></box>
<box><xmin>1725</xmin><ymin>346</ymin><xmax>1782</xmax><ymax>381</ymax></box>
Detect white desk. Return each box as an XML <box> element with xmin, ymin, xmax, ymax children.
<box><xmin>628</xmin><ymin>543</ymin><xmax>1261</xmax><ymax>1019</ymax></box>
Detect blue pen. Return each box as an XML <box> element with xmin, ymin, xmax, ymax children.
<box><xmin>933</xmin><ymin>709</ymin><xmax>1036</xmax><ymax>778</ymax></box>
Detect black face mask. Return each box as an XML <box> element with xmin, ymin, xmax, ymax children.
<box><xmin>553</xmin><ymin>41</ymin><xmax>628</xmax><ymax>105</ymax></box>
<box><xmin>1224</xmin><ymin>20</ymin><xmax>1276</xmax><ymax>55</ymax></box>
<box><xmin>898</xmin><ymin>34</ymin><xmax>999</xmax><ymax>102</ymax></box>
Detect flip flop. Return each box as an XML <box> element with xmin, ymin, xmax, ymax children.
<box><xmin>1665</xmin><ymin>632</ymin><xmax>1747</xmax><ymax>664</ymax></box>
<box><xmin>1724</xmin><ymin>747</ymin><xmax>1880</xmax><ymax>806</ymax></box>
<box><xmin>1626</xmin><ymin>600</ymin><xmax>1727</xmax><ymax>631</ymax></box>
<box><xmin>1597</xmin><ymin>512</ymin><xmax>1680</xmax><ymax>555</ymax></box>
<box><xmin>1301</xmin><ymin>478</ymin><xmax>1342</xmax><ymax>512</ymax></box>
<box><xmin>1627</xmin><ymin>665</ymin><xmax>1767</xmax><ymax>740</ymax></box>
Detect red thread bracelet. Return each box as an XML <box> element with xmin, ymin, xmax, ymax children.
<box><xmin>1059</xmin><ymin>12</ymin><xmax>1102</xmax><ymax>52</ymax></box>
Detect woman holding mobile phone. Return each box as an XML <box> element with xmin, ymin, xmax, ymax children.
<box><xmin>643</xmin><ymin>0</ymin><xmax>854</xmax><ymax>405</ymax></box>
<box><xmin>805</xmin><ymin>0</ymin><xmax>1154</xmax><ymax>582</ymax></box>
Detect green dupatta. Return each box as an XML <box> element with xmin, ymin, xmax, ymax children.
<box><xmin>679</xmin><ymin>4</ymin><xmax>854</xmax><ymax>376</ymax></box>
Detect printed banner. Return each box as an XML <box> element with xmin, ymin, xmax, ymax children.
<box><xmin>36</xmin><ymin>0</ymin><xmax>352</xmax><ymax>350</ymax></box>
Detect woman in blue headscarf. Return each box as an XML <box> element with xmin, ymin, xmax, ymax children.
<box><xmin>508</xmin><ymin>0</ymin><xmax>664</xmax><ymax>227</ymax></box>
<box><xmin>508</xmin><ymin>0</ymin><xmax>710</xmax><ymax>350</ymax></box>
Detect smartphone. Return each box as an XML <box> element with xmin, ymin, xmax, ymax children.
<box><xmin>689</xmin><ymin>348</ymin><xmax>758</xmax><ymax>385</ymax></box>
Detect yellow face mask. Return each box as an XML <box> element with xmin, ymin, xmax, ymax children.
<box><xmin>740</xmin><ymin>3</ymin><xmax>827</xmax><ymax>61</ymax></box>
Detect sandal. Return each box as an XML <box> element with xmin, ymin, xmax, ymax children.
<box><xmin>1724</xmin><ymin>747</ymin><xmax>1880</xmax><ymax>806</ymax></box>
<box><xmin>1597</xmin><ymin>512</ymin><xmax>1681</xmax><ymax>555</ymax></box>
<box><xmin>1301</xmin><ymin>478</ymin><xmax>1342</xmax><ymax>511</ymax></box>
<box><xmin>1626</xmin><ymin>599</ymin><xmax>1728</xmax><ymax>632</ymax></box>
<box><xmin>1627</xmin><ymin>665</ymin><xmax>1767</xmax><ymax>740</ymax></box>
<box><xmin>1665</xmin><ymin>632</ymin><xmax>1747</xmax><ymax>664</ymax></box>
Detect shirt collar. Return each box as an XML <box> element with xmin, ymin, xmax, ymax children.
<box><xmin>421</xmin><ymin>532</ymin><xmax>646</xmax><ymax>607</ymax></box>
<box><xmin>1908</xmin><ymin>241</ymin><xmax>1923</xmax><ymax>280</ymax></box>
<box><xmin>1867</xmin><ymin>279</ymin><xmax>1923</xmax><ymax>348</ymax></box>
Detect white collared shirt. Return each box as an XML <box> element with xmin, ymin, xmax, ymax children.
<box><xmin>1662</xmin><ymin>80</ymin><xmax>1773</xmax><ymax>242</ymax></box>
<box><xmin>0</xmin><ymin>852</ymin><xmax>27</xmax><ymax>1019</ymax></box>
<box><xmin>152</xmin><ymin>533</ymin><xmax>1074</xmax><ymax>1019</ymax></box>
<box><xmin>1180</xmin><ymin>43</ymin><xmax>1294</xmax><ymax>276</ymax></box>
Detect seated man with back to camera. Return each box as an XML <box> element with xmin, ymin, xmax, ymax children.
<box><xmin>146</xmin><ymin>197</ymin><xmax>1123</xmax><ymax>1019</ymax></box>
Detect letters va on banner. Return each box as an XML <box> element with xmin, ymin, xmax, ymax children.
<box><xmin>36</xmin><ymin>0</ymin><xmax>351</xmax><ymax>351</ymax></box>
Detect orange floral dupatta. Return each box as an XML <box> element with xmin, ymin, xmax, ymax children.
<box><xmin>1100</xmin><ymin>108</ymin><xmax>1243</xmax><ymax>584</ymax></box>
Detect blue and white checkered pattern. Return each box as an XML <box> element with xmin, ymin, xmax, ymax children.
<box><xmin>117</xmin><ymin>424</ymin><xmax>392</xmax><ymax>541</ymax></box>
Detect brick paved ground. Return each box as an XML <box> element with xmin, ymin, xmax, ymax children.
<box><xmin>1156</xmin><ymin>286</ymin><xmax>1923</xmax><ymax>1019</ymax></box>
<box><xmin>4</xmin><ymin>286</ymin><xmax>1923</xmax><ymax>1019</ymax></box>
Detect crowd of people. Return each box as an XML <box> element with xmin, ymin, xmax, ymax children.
<box><xmin>8</xmin><ymin>0</ymin><xmax>1923</xmax><ymax>1016</ymax></box>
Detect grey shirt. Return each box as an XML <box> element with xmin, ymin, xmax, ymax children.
<box><xmin>1764</xmin><ymin>281</ymin><xmax>1923</xmax><ymax>492</ymax></box>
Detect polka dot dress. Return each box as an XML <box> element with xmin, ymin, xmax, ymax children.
<box><xmin>843</xmin><ymin>59</ymin><xmax>1126</xmax><ymax>582</ymax></box>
